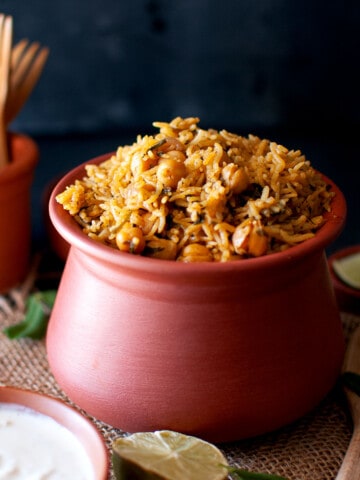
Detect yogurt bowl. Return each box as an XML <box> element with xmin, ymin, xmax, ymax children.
<box><xmin>0</xmin><ymin>386</ymin><xmax>108</xmax><ymax>479</ymax></box>
<box><xmin>46</xmin><ymin>151</ymin><xmax>346</xmax><ymax>443</ymax></box>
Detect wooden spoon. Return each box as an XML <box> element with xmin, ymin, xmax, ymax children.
<box><xmin>0</xmin><ymin>14</ymin><xmax>13</xmax><ymax>168</ymax></box>
<box><xmin>5</xmin><ymin>38</ymin><xmax>49</xmax><ymax>125</ymax></box>
<box><xmin>336</xmin><ymin>326</ymin><xmax>360</xmax><ymax>479</ymax></box>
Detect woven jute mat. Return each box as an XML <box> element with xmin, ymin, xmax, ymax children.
<box><xmin>0</xmin><ymin>258</ymin><xmax>358</xmax><ymax>480</ymax></box>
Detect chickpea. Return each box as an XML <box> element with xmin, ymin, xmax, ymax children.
<box><xmin>139</xmin><ymin>211</ymin><xmax>155</xmax><ymax>235</ymax></box>
<box><xmin>179</xmin><ymin>243</ymin><xmax>213</xmax><ymax>262</ymax></box>
<box><xmin>131</xmin><ymin>152</ymin><xmax>157</xmax><ymax>176</ymax></box>
<box><xmin>232</xmin><ymin>223</ymin><xmax>251</xmax><ymax>254</ymax></box>
<box><xmin>116</xmin><ymin>223</ymin><xmax>145</xmax><ymax>254</ymax></box>
<box><xmin>222</xmin><ymin>164</ymin><xmax>249</xmax><ymax>194</ymax></box>
<box><xmin>157</xmin><ymin>157</ymin><xmax>187</xmax><ymax>189</ymax></box>
<box><xmin>146</xmin><ymin>238</ymin><xmax>178</xmax><ymax>260</ymax></box>
<box><xmin>232</xmin><ymin>221</ymin><xmax>268</xmax><ymax>257</ymax></box>
<box><xmin>248</xmin><ymin>224</ymin><xmax>268</xmax><ymax>257</ymax></box>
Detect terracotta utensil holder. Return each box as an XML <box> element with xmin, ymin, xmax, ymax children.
<box><xmin>0</xmin><ymin>133</ymin><xmax>38</xmax><ymax>292</ymax></box>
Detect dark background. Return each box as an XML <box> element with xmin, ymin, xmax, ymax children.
<box><xmin>2</xmin><ymin>0</ymin><xmax>359</xmax><ymax>254</ymax></box>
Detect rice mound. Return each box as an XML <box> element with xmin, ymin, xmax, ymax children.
<box><xmin>56</xmin><ymin>117</ymin><xmax>334</xmax><ymax>262</ymax></box>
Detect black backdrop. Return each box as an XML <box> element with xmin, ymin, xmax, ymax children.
<box><xmin>2</xmin><ymin>0</ymin><xmax>358</xmax><ymax>136</ymax></box>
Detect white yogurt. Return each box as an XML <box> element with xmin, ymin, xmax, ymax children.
<box><xmin>0</xmin><ymin>403</ymin><xmax>94</xmax><ymax>479</ymax></box>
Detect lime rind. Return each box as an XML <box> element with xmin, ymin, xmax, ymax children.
<box><xmin>332</xmin><ymin>252</ymin><xmax>360</xmax><ymax>290</ymax></box>
<box><xmin>112</xmin><ymin>430</ymin><xmax>228</xmax><ymax>480</ymax></box>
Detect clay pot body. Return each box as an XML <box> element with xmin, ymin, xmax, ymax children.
<box><xmin>0</xmin><ymin>133</ymin><xmax>39</xmax><ymax>292</ymax></box>
<box><xmin>47</xmin><ymin>155</ymin><xmax>346</xmax><ymax>443</ymax></box>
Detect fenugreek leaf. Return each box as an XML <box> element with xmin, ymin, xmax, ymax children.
<box><xmin>3</xmin><ymin>290</ymin><xmax>57</xmax><ymax>340</ymax></box>
<box><xmin>226</xmin><ymin>466</ymin><xmax>289</xmax><ymax>480</ymax></box>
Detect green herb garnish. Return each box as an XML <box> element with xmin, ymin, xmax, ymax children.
<box><xmin>3</xmin><ymin>290</ymin><xmax>57</xmax><ymax>340</ymax></box>
<box><xmin>342</xmin><ymin>371</ymin><xmax>360</xmax><ymax>397</ymax></box>
<box><xmin>226</xmin><ymin>466</ymin><xmax>289</xmax><ymax>480</ymax></box>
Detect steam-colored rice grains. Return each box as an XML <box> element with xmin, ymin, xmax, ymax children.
<box><xmin>56</xmin><ymin>117</ymin><xmax>334</xmax><ymax>262</ymax></box>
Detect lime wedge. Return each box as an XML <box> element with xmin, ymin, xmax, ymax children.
<box><xmin>112</xmin><ymin>430</ymin><xmax>228</xmax><ymax>480</ymax></box>
<box><xmin>332</xmin><ymin>252</ymin><xmax>360</xmax><ymax>290</ymax></box>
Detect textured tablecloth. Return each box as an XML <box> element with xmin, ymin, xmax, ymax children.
<box><xmin>0</xmin><ymin>253</ymin><xmax>358</xmax><ymax>480</ymax></box>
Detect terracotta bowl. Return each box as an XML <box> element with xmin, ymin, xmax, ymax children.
<box><xmin>0</xmin><ymin>133</ymin><xmax>39</xmax><ymax>292</ymax></box>
<box><xmin>328</xmin><ymin>245</ymin><xmax>360</xmax><ymax>314</ymax></box>
<box><xmin>47</xmin><ymin>154</ymin><xmax>347</xmax><ymax>443</ymax></box>
<box><xmin>0</xmin><ymin>386</ymin><xmax>109</xmax><ymax>478</ymax></box>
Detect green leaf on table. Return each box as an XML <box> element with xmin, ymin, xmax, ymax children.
<box><xmin>342</xmin><ymin>371</ymin><xmax>360</xmax><ymax>397</ymax></box>
<box><xmin>3</xmin><ymin>290</ymin><xmax>57</xmax><ymax>340</ymax></box>
<box><xmin>226</xmin><ymin>466</ymin><xmax>289</xmax><ymax>480</ymax></box>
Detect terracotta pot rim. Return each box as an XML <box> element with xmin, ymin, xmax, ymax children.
<box><xmin>49</xmin><ymin>153</ymin><xmax>347</xmax><ymax>274</ymax></box>
<box><xmin>0</xmin><ymin>132</ymin><xmax>39</xmax><ymax>184</ymax></box>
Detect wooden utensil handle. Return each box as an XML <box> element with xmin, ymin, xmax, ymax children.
<box><xmin>336</xmin><ymin>426</ymin><xmax>360</xmax><ymax>479</ymax></box>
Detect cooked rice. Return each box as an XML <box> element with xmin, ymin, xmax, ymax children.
<box><xmin>56</xmin><ymin>117</ymin><xmax>334</xmax><ymax>262</ymax></box>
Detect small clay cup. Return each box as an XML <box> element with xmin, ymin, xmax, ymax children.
<box><xmin>328</xmin><ymin>245</ymin><xmax>360</xmax><ymax>314</ymax></box>
<box><xmin>47</xmin><ymin>154</ymin><xmax>346</xmax><ymax>443</ymax></box>
<box><xmin>0</xmin><ymin>133</ymin><xmax>39</xmax><ymax>292</ymax></box>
